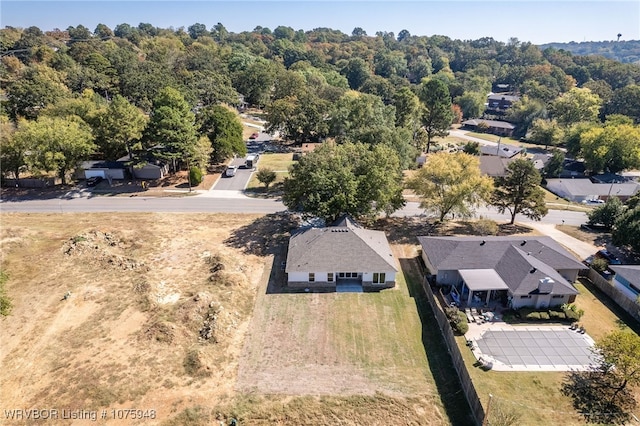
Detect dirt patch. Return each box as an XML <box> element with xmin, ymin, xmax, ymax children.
<box><xmin>0</xmin><ymin>213</ymin><xmax>267</xmax><ymax>422</ymax></box>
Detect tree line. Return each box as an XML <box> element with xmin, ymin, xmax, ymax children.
<box><xmin>1</xmin><ymin>22</ymin><xmax>640</xmax><ymax>181</ymax></box>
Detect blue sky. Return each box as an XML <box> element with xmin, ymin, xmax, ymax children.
<box><xmin>1</xmin><ymin>1</ymin><xmax>639</xmax><ymax>45</ymax></box>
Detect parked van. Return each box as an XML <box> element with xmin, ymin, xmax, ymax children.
<box><xmin>245</xmin><ymin>154</ymin><xmax>259</xmax><ymax>168</ymax></box>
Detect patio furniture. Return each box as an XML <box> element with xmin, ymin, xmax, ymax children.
<box><xmin>483</xmin><ymin>312</ymin><xmax>495</xmax><ymax>322</ymax></box>
<box><xmin>465</xmin><ymin>308</ymin><xmax>474</xmax><ymax>323</ymax></box>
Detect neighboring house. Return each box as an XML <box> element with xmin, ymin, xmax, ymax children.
<box><xmin>531</xmin><ymin>153</ymin><xmax>552</xmax><ymax>172</ymax></box>
<box><xmin>463</xmin><ymin>119</ymin><xmax>516</xmax><ymax>137</ymax></box>
<box><xmin>479</xmin><ymin>156</ymin><xmax>514</xmax><ymax>177</ymax></box>
<box><xmin>559</xmin><ymin>160</ymin><xmax>587</xmax><ymax>178</ymax></box>
<box><xmin>285</xmin><ymin>216</ymin><xmax>397</xmax><ymax>291</ymax></box>
<box><xmin>545</xmin><ymin>178</ymin><xmax>640</xmax><ymax>203</ymax></box>
<box><xmin>485</xmin><ymin>93</ymin><xmax>520</xmax><ymax>114</ymax></box>
<box><xmin>418</xmin><ymin>236</ymin><xmax>586</xmax><ymax>309</ymax></box>
<box><xmin>118</xmin><ymin>154</ymin><xmax>169</xmax><ymax>180</ymax></box>
<box><xmin>479</xmin><ymin>141</ymin><xmax>522</xmax><ymax>158</ymax></box>
<box><xmin>609</xmin><ymin>265</ymin><xmax>640</xmax><ymax>303</ymax></box>
<box><xmin>77</xmin><ymin>160</ymin><xmax>128</xmax><ymax>180</ymax></box>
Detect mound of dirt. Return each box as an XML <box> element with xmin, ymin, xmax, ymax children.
<box><xmin>62</xmin><ymin>230</ymin><xmax>145</xmax><ymax>270</ymax></box>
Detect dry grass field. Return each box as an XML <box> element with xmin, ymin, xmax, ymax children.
<box><xmin>0</xmin><ymin>213</ymin><xmax>467</xmax><ymax>425</ymax></box>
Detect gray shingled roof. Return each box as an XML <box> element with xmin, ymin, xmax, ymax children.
<box><xmin>417</xmin><ymin>236</ymin><xmax>585</xmax><ymax>294</ymax></box>
<box><xmin>480</xmin><ymin>143</ymin><xmax>522</xmax><ymax>158</ymax></box>
<box><xmin>418</xmin><ymin>236</ymin><xmax>585</xmax><ymax>271</ymax></box>
<box><xmin>286</xmin><ymin>218</ymin><xmax>397</xmax><ymax>273</ymax></box>
<box><xmin>479</xmin><ymin>156</ymin><xmax>514</xmax><ymax>176</ymax></box>
<box><xmin>609</xmin><ymin>265</ymin><xmax>640</xmax><ymax>287</ymax></box>
<box><xmin>494</xmin><ymin>246</ymin><xmax>578</xmax><ymax>295</ymax></box>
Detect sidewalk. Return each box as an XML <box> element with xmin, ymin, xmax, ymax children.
<box><xmin>526</xmin><ymin>222</ymin><xmax>597</xmax><ymax>260</ymax></box>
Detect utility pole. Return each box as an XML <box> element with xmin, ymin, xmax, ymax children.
<box><xmin>481</xmin><ymin>393</ymin><xmax>494</xmax><ymax>426</ymax></box>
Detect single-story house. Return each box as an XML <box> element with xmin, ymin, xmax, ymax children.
<box><xmin>418</xmin><ymin>236</ymin><xmax>587</xmax><ymax>309</ymax></box>
<box><xmin>480</xmin><ymin>141</ymin><xmax>522</xmax><ymax>158</ymax></box>
<box><xmin>117</xmin><ymin>155</ymin><xmax>169</xmax><ymax>180</ymax></box>
<box><xmin>531</xmin><ymin>153</ymin><xmax>552</xmax><ymax>171</ymax></box>
<box><xmin>479</xmin><ymin>156</ymin><xmax>514</xmax><ymax>177</ymax></box>
<box><xmin>285</xmin><ymin>216</ymin><xmax>397</xmax><ymax>291</ymax></box>
<box><xmin>545</xmin><ymin>178</ymin><xmax>640</xmax><ymax>203</ymax></box>
<box><xmin>77</xmin><ymin>160</ymin><xmax>128</xmax><ymax>180</ymax></box>
<box><xmin>609</xmin><ymin>265</ymin><xmax>640</xmax><ymax>303</ymax></box>
<box><xmin>462</xmin><ymin>119</ymin><xmax>516</xmax><ymax>137</ymax></box>
<box><xmin>486</xmin><ymin>93</ymin><xmax>520</xmax><ymax>113</ymax></box>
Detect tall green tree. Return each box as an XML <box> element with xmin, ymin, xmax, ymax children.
<box><xmin>6</xmin><ymin>65</ymin><xmax>70</xmax><ymax>120</ymax></box>
<box><xmin>92</xmin><ymin>95</ymin><xmax>147</xmax><ymax>160</ymax></box>
<box><xmin>15</xmin><ymin>116</ymin><xmax>95</xmax><ymax>184</ymax></box>
<box><xmin>580</xmin><ymin>123</ymin><xmax>640</xmax><ymax>173</ymax></box>
<box><xmin>528</xmin><ymin>118</ymin><xmax>564</xmax><ymax>149</ymax></box>
<box><xmin>491</xmin><ymin>158</ymin><xmax>548</xmax><ymax>224</ymax></box>
<box><xmin>417</xmin><ymin>79</ymin><xmax>454</xmax><ymax>153</ymax></box>
<box><xmin>550</xmin><ymin>87</ymin><xmax>602</xmax><ymax>127</ymax></box>
<box><xmin>543</xmin><ymin>149</ymin><xmax>565</xmax><ymax>178</ymax></box>
<box><xmin>562</xmin><ymin>331</ymin><xmax>640</xmax><ymax>424</ymax></box>
<box><xmin>0</xmin><ymin>121</ymin><xmax>29</xmax><ymax>179</ymax></box>
<box><xmin>407</xmin><ymin>152</ymin><xmax>494</xmax><ymax>221</ymax></box>
<box><xmin>197</xmin><ymin>105</ymin><xmax>245</xmax><ymax>163</ymax></box>
<box><xmin>283</xmin><ymin>142</ymin><xmax>405</xmax><ymax>223</ymax></box>
<box><xmin>613</xmin><ymin>206</ymin><xmax>640</xmax><ymax>254</ymax></box>
<box><xmin>588</xmin><ymin>197</ymin><xmax>625</xmax><ymax>230</ymax></box>
<box><xmin>143</xmin><ymin>87</ymin><xmax>198</xmax><ymax>171</ymax></box>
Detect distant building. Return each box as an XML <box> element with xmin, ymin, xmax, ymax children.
<box><xmin>462</xmin><ymin>119</ymin><xmax>516</xmax><ymax>137</ymax></box>
<box><xmin>545</xmin><ymin>178</ymin><xmax>640</xmax><ymax>203</ymax></box>
<box><xmin>480</xmin><ymin>142</ymin><xmax>522</xmax><ymax>158</ymax></box>
<box><xmin>479</xmin><ymin>156</ymin><xmax>514</xmax><ymax>177</ymax></box>
<box><xmin>486</xmin><ymin>93</ymin><xmax>520</xmax><ymax>114</ymax></box>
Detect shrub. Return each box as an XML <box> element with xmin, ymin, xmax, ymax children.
<box><xmin>0</xmin><ymin>271</ymin><xmax>12</xmax><ymax>317</ymax></box>
<box><xmin>473</xmin><ymin>218</ymin><xmax>498</xmax><ymax>236</ymax></box>
<box><xmin>564</xmin><ymin>309</ymin><xmax>581</xmax><ymax>321</ymax></box>
<box><xmin>539</xmin><ymin>312</ymin><xmax>550</xmax><ymax>320</ymax></box>
<box><xmin>526</xmin><ymin>312</ymin><xmax>541</xmax><ymax>320</ymax></box>
<box><xmin>444</xmin><ymin>306</ymin><xmax>469</xmax><ymax>335</ymax></box>
<box><xmin>189</xmin><ymin>166</ymin><xmax>203</xmax><ymax>186</ymax></box>
<box><xmin>256</xmin><ymin>168</ymin><xmax>277</xmax><ymax>189</ymax></box>
<box><xmin>591</xmin><ymin>257</ymin><xmax>608</xmax><ymax>273</ymax></box>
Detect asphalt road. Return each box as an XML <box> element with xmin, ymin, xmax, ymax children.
<box><xmin>0</xmin><ymin>192</ymin><xmax>589</xmax><ymax>226</ymax></box>
<box><xmin>213</xmin><ymin>158</ymin><xmax>254</xmax><ymax>191</ymax></box>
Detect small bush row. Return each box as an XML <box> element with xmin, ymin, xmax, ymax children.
<box><xmin>516</xmin><ymin>304</ymin><xmax>583</xmax><ymax>322</ymax></box>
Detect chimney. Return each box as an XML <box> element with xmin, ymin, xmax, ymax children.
<box><xmin>538</xmin><ymin>277</ymin><xmax>554</xmax><ymax>294</ymax></box>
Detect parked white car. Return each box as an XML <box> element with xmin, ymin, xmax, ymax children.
<box><xmin>225</xmin><ymin>165</ymin><xmax>238</xmax><ymax>177</ymax></box>
<box><xmin>582</xmin><ymin>199</ymin><xmax>605</xmax><ymax>204</ymax></box>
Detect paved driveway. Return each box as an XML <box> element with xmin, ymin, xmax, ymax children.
<box><xmin>471</xmin><ymin>326</ymin><xmax>596</xmax><ymax>371</ymax></box>
<box><xmin>212</xmin><ymin>158</ymin><xmax>253</xmax><ymax>191</ymax></box>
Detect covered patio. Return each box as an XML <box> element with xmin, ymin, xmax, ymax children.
<box><xmin>458</xmin><ymin>269</ymin><xmax>509</xmax><ymax>307</ymax></box>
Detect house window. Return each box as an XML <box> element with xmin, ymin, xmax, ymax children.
<box><xmin>552</xmin><ymin>295</ymin><xmax>564</xmax><ymax>299</ymax></box>
<box><xmin>328</xmin><ymin>273</ymin><xmax>334</xmax><ymax>282</ymax></box>
<box><xmin>352</xmin><ymin>272</ymin><xmax>357</xmax><ymax>277</ymax></box>
<box><xmin>339</xmin><ymin>273</ymin><xmax>345</xmax><ymax>278</ymax></box>
<box><xmin>520</xmin><ymin>295</ymin><xmax>531</xmax><ymax>299</ymax></box>
<box><xmin>373</xmin><ymin>273</ymin><xmax>386</xmax><ymax>284</ymax></box>
<box><xmin>309</xmin><ymin>273</ymin><xmax>315</xmax><ymax>282</ymax></box>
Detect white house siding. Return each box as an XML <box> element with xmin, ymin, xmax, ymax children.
<box><xmin>421</xmin><ymin>251</ymin><xmax>436</xmax><ymax>276</ymax></box>
<box><xmin>511</xmin><ymin>294</ymin><xmax>570</xmax><ymax>309</ymax></box>
<box><xmin>613</xmin><ymin>277</ymin><xmax>640</xmax><ymax>302</ymax></box>
<box><xmin>557</xmin><ymin>269</ymin><xmax>580</xmax><ymax>283</ymax></box>
<box><xmin>287</xmin><ymin>272</ymin><xmax>309</xmax><ymax>283</ymax></box>
<box><xmin>436</xmin><ymin>270</ymin><xmax>461</xmax><ymax>286</ymax></box>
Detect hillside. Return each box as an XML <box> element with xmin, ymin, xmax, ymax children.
<box><xmin>539</xmin><ymin>40</ymin><xmax>640</xmax><ymax>64</ymax></box>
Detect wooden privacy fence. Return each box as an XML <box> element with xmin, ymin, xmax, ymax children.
<box><xmin>422</xmin><ymin>277</ymin><xmax>486</xmax><ymax>426</ymax></box>
<box><xmin>582</xmin><ymin>268</ymin><xmax>640</xmax><ymax>323</ymax></box>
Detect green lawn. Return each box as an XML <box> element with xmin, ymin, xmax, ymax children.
<box><xmin>542</xmin><ymin>187</ymin><xmax>592</xmax><ymax>213</ymax></box>
<box><xmin>456</xmin><ymin>277</ymin><xmax>640</xmax><ymax>426</ymax></box>
<box><xmin>255</xmin><ymin>153</ymin><xmax>296</xmax><ymax>171</ymax></box>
